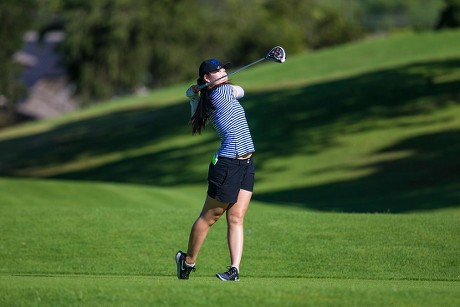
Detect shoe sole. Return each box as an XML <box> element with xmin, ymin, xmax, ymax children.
<box><xmin>175</xmin><ymin>251</ymin><xmax>183</xmax><ymax>279</ymax></box>
<box><xmin>216</xmin><ymin>273</ymin><xmax>239</xmax><ymax>281</ymax></box>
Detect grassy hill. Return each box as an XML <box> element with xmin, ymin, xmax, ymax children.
<box><xmin>1</xmin><ymin>30</ymin><xmax>460</xmax><ymax>306</ymax></box>
<box><xmin>1</xmin><ymin>30</ymin><xmax>460</xmax><ymax>212</ymax></box>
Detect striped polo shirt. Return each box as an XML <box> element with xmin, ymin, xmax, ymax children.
<box><xmin>209</xmin><ymin>84</ymin><xmax>255</xmax><ymax>158</ymax></box>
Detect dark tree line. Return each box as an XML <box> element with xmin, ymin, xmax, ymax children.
<box><xmin>0</xmin><ymin>0</ymin><xmax>37</xmax><ymax>108</ymax></box>
<box><xmin>0</xmin><ymin>0</ymin><xmax>458</xmax><ymax>108</ymax></box>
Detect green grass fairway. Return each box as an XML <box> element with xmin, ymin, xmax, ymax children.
<box><xmin>0</xmin><ymin>179</ymin><xmax>459</xmax><ymax>306</ymax></box>
<box><xmin>1</xmin><ymin>276</ymin><xmax>458</xmax><ymax>306</ymax></box>
<box><xmin>1</xmin><ymin>30</ymin><xmax>460</xmax><ymax>305</ymax></box>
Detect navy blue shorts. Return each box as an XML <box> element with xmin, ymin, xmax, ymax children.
<box><xmin>207</xmin><ymin>156</ymin><xmax>255</xmax><ymax>204</ymax></box>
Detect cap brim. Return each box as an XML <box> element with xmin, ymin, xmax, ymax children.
<box><xmin>223</xmin><ymin>62</ymin><xmax>233</xmax><ymax>70</ymax></box>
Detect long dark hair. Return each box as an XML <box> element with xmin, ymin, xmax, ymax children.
<box><xmin>191</xmin><ymin>78</ymin><xmax>213</xmax><ymax>134</ymax></box>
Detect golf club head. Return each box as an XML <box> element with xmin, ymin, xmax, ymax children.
<box><xmin>266</xmin><ymin>46</ymin><xmax>286</xmax><ymax>63</ymax></box>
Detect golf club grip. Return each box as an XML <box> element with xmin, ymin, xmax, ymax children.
<box><xmin>198</xmin><ymin>57</ymin><xmax>266</xmax><ymax>90</ymax></box>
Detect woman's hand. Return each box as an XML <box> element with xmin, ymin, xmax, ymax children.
<box><xmin>191</xmin><ymin>85</ymin><xmax>200</xmax><ymax>93</ymax></box>
<box><xmin>186</xmin><ymin>85</ymin><xmax>200</xmax><ymax>98</ymax></box>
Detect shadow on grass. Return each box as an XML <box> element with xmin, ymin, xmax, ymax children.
<box><xmin>254</xmin><ymin>130</ymin><xmax>460</xmax><ymax>212</ymax></box>
<box><xmin>245</xmin><ymin>58</ymin><xmax>460</xmax><ymax>160</ymax></box>
<box><xmin>0</xmin><ymin>103</ymin><xmax>217</xmax><ymax>186</ymax></box>
<box><xmin>1</xmin><ymin>58</ymin><xmax>459</xmax><ymax>212</ymax></box>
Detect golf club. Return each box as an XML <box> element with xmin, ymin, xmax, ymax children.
<box><xmin>198</xmin><ymin>46</ymin><xmax>286</xmax><ymax>90</ymax></box>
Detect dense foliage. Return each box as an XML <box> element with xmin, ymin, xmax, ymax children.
<box><xmin>52</xmin><ymin>0</ymin><xmax>361</xmax><ymax>103</ymax></box>
<box><xmin>436</xmin><ymin>0</ymin><xmax>460</xmax><ymax>29</ymax></box>
<box><xmin>0</xmin><ymin>0</ymin><xmax>456</xmax><ymax>107</ymax></box>
<box><xmin>0</xmin><ymin>0</ymin><xmax>37</xmax><ymax>109</ymax></box>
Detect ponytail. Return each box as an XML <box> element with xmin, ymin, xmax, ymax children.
<box><xmin>191</xmin><ymin>78</ymin><xmax>213</xmax><ymax>134</ymax></box>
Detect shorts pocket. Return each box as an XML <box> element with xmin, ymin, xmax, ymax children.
<box><xmin>208</xmin><ymin>162</ymin><xmax>228</xmax><ymax>187</ymax></box>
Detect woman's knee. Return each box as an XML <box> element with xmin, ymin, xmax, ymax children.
<box><xmin>200</xmin><ymin>206</ymin><xmax>226</xmax><ymax>226</ymax></box>
<box><xmin>227</xmin><ymin>210</ymin><xmax>245</xmax><ymax>226</ymax></box>
<box><xmin>199</xmin><ymin>196</ymin><xmax>228</xmax><ymax>225</ymax></box>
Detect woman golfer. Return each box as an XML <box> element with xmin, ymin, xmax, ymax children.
<box><xmin>176</xmin><ymin>58</ymin><xmax>255</xmax><ymax>281</ymax></box>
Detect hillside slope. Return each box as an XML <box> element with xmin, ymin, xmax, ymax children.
<box><xmin>1</xmin><ymin>30</ymin><xmax>460</xmax><ymax>213</ymax></box>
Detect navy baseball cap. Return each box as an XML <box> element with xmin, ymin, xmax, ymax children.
<box><xmin>199</xmin><ymin>59</ymin><xmax>232</xmax><ymax>78</ymax></box>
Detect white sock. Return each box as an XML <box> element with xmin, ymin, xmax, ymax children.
<box><xmin>185</xmin><ymin>261</ymin><xmax>195</xmax><ymax>267</ymax></box>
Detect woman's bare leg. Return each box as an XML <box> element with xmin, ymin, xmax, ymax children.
<box><xmin>185</xmin><ymin>196</ymin><xmax>229</xmax><ymax>264</ymax></box>
<box><xmin>226</xmin><ymin>189</ymin><xmax>252</xmax><ymax>270</ymax></box>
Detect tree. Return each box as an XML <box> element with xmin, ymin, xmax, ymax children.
<box><xmin>0</xmin><ymin>0</ymin><xmax>37</xmax><ymax>109</ymax></box>
<box><xmin>307</xmin><ymin>6</ymin><xmax>364</xmax><ymax>49</ymax></box>
<box><xmin>47</xmin><ymin>0</ymin><xmax>153</xmax><ymax>104</ymax></box>
<box><xmin>36</xmin><ymin>0</ymin><xmax>366</xmax><ymax>104</ymax></box>
<box><xmin>436</xmin><ymin>0</ymin><xmax>460</xmax><ymax>29</ymax></box>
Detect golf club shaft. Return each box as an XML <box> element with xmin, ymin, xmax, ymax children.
<box><xmin>198</xmin><ymin>57</ymin><xmax>266</xmax><ymax>90</ymax></box>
